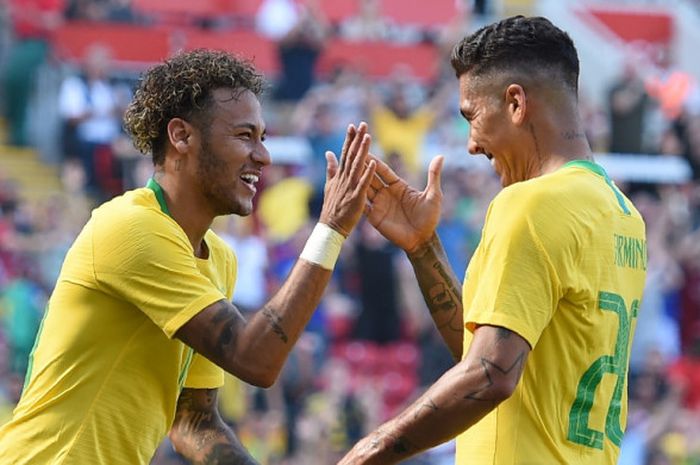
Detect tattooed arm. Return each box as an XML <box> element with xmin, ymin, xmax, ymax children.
<box><xmin>175</xmin><ymin>124</ymin><xmax>375</xmax><ymax>388</ymax></box>
<box><xmin>338</xmin><ymin>325</ymin><xmax>531</xmax><ymax>465</ymax></box>
<box><xmin>406</xmin><ymin>233</ymin><xmax>464</xmax><ymax>359</ymax></box>
<box><xmin>364</xmin><ymin>155</ymin><xmax>463</xmax><ymax>358</ymax></box>
<box><xmin>175</xmin><ymin>259</ymin><xmax>332</xmax><ymax>387</ymax></box>
<box><xmin>169</xmin><ymin>388</ymin><xmax>258</xmax><ymax>465</ymax></box>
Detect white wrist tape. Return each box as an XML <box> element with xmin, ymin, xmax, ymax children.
<box><xmin>300</xmin><ymin>223</ymin><xmax>346</xmax><ymax>270</ymax></box>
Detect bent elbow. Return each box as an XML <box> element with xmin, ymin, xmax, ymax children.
<box><xmin>491</xmin><ymin>378</ymin><xmax>519</xmax><ymax>403</ymax></box>
<box><xmin>229</xmin><ymin>362</ymin><xmax>278</xmax><ymax>388</ymax></box>
<box><xmin>246</xmin><ymin>372</ymin><xmax>276</xmax><ymax>389</ymax></box>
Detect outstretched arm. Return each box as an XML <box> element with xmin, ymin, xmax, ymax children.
<box><xmin>169</xmin><ymin>388</ymin><xmax>258</xmax><ymax>465</ymax></box>
<box><xmin>338</xmin><ymin>325</ymin><xmax>531</xmax><ymax>465</ymax></box>
<box><xmin>366</xmin><ymin>155</ymin><xmax>463</xmax><ymax>358</ymax></box>
<box><xmin>175</xmin><ymin>124</ymin><xmax>376</xmax><ymax>387</ymax></box>
<box><xmin>406</xmin><ymin>233</ymin><xmax>464</xmax><ymax>360</ymax></box>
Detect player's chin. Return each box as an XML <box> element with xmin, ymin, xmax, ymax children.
<box><xmin>228</xmin><ymin>197</ymin><xmax>253</xmax><ymax>217</ymax></box>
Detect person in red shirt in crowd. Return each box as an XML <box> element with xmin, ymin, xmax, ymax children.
<box><xmin>668</xmin><ymin>323</ymin><xmax>700</xmax><ymax>411</ymax></box>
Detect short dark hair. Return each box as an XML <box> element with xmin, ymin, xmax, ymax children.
<box><xmin>450</xmin><ymin>16</ymin><xmax>579</xmax><ymax>92</ymax></box>
<box><xmin>123</xmin><ymin>49</ymin><xmax>265</xmax><ymax>164</ymax></box>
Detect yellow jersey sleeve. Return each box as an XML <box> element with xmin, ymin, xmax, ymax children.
<box><xmin>183</xmin><ymin>353</ymin><xmax>225</xmax><ymax>389</ymax></box>
<box><xmin>464</xmin><ymin>187</ymin><xmax>566</xmax><ymax>347</ymax></box>
<box><xmin>92</xmin><ymin>203</ymin><xmax>226</xmax><ymax>338</ymax></box>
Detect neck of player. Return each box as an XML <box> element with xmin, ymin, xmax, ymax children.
<box><xmin>154</xmin><ymin>171</ymin><xmax>214</xmax><ymax>259</ymax></box>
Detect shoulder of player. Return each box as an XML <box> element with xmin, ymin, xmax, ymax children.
<box><xmin>492</xmin><ymin>175</ymin><xmax>570</xmax><ymax>215</ymax></box>
<box><xmin>204</xmin><ymin>229</ymin><xmax>237</xmax><ymax>263</ymax></box>
<box><xmin>92</xmin><ymin>188</ymin><xmax>182</xmax><ymax>239</ymax></box>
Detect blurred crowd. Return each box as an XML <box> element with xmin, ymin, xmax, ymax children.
<box><xmin>2</xmin><ymin>1</ymin><xmax>700</xmax><ymax>464</ymax></box>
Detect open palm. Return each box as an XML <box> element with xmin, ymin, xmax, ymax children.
<box><xmin>366</xmin><ymin>155</ymin><xmax>444</xmax><ymax>253</ymax></box>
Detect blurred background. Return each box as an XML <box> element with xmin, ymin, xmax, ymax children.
<box><xmin>1</xmin><ymin>0</ymin><xmax>699</xmax><ymax>464</ymax></box>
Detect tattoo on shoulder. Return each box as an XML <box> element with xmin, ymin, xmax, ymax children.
<box><xmin>262</xmin><ymin>306</ymin><xmax>288</xmax><ymax>343</ymax></box>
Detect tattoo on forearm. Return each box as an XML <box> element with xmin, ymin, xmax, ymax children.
<box><xmin>370</xmin><ymin>430</ymin><xmax>417</xmax><ymax>458</ymax></box>
<box><xmin>463</xmin><ymin>351</ymin><xmax>526</xmax><ymax>403</ymax></box>
<box><xmin>412</xmin><ymin>398</ymin><xmax>439</xmax><ymax>420</ymax></box>
<box><xmin>391</xmin><ymin>436</ymin><xmax>414</xmax><ymax>455</ymax></box>
<box><xmin>262</xmin><ymin>306</ymin><xmax>288</xmax><ymax>343</ymax></box>
<box><xmin>424</xmin><ymin>263</ymin><xmax>462</xmax><ymax>331</ymax></box>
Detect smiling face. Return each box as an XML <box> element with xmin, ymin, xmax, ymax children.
<box><xmin>459</xmin><ymin>73</ymin><xmax>535</xmax><ymax>187</ymax></box>
<box><xmin>194</xmin><ymin>88</ymin><xmax>270</xmax><ymax>216</ymax></box>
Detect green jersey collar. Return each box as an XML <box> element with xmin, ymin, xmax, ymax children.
<box><xmin>561</xmin><ymin>159</ymin><xmax>607</xmax><ymax>178</ymax></box>
<box><xmin>146</xmin><ymin>178</ymin><xmax>172</xmax><ymax>217</ymax></box>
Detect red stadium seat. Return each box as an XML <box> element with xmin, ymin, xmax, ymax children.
<box><xmin>317</xmin><ymin>39</ymin><xmax>440</xmax><ymax>83</ymax></box>
<box><xmin>53</xmin><ymin>22</ymin><xmax>171</xmax><ymax>67</ymax></box>
<box><xmin>319</xmin><ymin>0</ymin><xmax>357</xmax><ymax>24</ymax></box>
<box><xmin>182</xmin><ymin>29</ymin><xmax>279</xmax><ymax>74</ymax></box>
<box><xmin>380</xmin><ymin>0</ymin><xmax>456</xmax><ymax>27</ymax></box>
<box><xmin>577</xmin><ymin>6</ymin><xmax>674</xmax><ymax>46</ymax></box>
<box><xmin>319</xmin><ymin>0</ymin><xmax>456</xmax><ymax>27</ymax></box>
<box><xmin>132</xmin><ymin>0</ymin><xmax>230</xmax><ymax>17</ymax></box>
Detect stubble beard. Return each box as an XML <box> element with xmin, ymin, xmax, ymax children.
<box><xmin>197</xmin><ymin>135</ymin><xmax>251</xmax><ymax>217</ymax></box>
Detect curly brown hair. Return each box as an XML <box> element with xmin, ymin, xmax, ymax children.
<box><xmin>123</xmin><ymin>49</ymin><xmax>265</xmax><ymax>164</ymax></box>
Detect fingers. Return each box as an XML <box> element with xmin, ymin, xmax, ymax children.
<box><xmin>348</xmin><ymin>133</ymin><xmax>371</xmax><ymax>182</ymax></box>
<box><xmin>339</xmin><ymin>124</ymin><xmax>357</xmax><ymax>170</ymax></box>
<box><xmin>355</xmin><ymin>158</ymin><xmax>377</xmax><ymax>198</ymax></box>
<box><xmin>367</xmin><ymin>153</ymin><xmax>399</xmax><ymax>185</ymax></box>
<box><xmin>340</xmin><ymin>122</ymin><xmax>368</xmax><ymax>176</ymax></box>
<box><xmin>325</xmin><ymin>151</ymin><xmax>339</xmax><ymax>182</ymax></box>
<box><xmin>340</xmin><ymin>123</ymin><xmax>367</xmax><ymax>172</ymax></box>
<box><xmin>425</xmin><ymin>155</ymin><xmax>445</xmax><ymax>198</ymax></box>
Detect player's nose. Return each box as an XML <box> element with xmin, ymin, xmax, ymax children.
<box><xmin>467</xmin><ymin>137</ymin><xmax>483</xmax><ymax>156</ymax></box>
<box><xmin>253</xmin><ymin>141</ymin><xmax>271</xmax><ymax>166</ymax></box>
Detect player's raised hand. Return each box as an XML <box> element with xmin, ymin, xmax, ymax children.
<box><xmin>366</xmin><ymin>154</ymin><xmax>444</xmax><ymax>253</ymax></box>
<box><xmin>319</xmin><ymin>122</ymin><xmax>377</xmax><ymax>237</ymax></box>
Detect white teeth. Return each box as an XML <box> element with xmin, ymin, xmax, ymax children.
<box><xmin>240</xmin><ymin>174</ymin><xmax>259</xmax><ymax>184</ymax></box>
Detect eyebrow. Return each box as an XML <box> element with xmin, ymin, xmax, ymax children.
<box><xmin>232</xmin><ymin>122</ymin><xmax>266</xmax><ymax>136</ymax></box>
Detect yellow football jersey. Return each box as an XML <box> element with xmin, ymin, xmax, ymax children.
<box><xmin>456</xmin><ymin>161</ymin><xmax>646</xmax><ymax>465</ymax></box>
<box><xmin>0</xmin><ymin>183</ymin><xmax>233</xmax><ymax>464</ymax></box>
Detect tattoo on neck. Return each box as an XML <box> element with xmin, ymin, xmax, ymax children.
<box><xmin>529</xmin><ymin>123</ymin><xmax>542</xmax><ymax>161</ymax></box>
<box><xmin>561</xmin><ymin>130</ymin><xmax>586</xmax><ymax>140</ymax></box>
<box><xmin>262</xmin><ymin>307</ymin><xmax>288</xmax><ymax>343</ymax></box>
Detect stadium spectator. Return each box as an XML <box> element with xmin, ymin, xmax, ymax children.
<box><xmin>339</xmin><ymin>0</ymin><xmax>396</xmax><ymax>42</ymax></box>
<box><xmin>340</xmin><ymin>16</ymin><xmax>647</xmax><ymax>465</ymax></box>
<box><xmin>608</xmin><ymin>59</ymin><xmax>652</xmax><ymax>154</ymax></box>
<box><xmin>58</xmin><ymin>44</ymin><xmax>130</xmax><ymax>196</ymax></box>
<box><xmin>271</xmin><ymin>0</ymin><xmax>329</xmax><ymax>103</ymax></box>
<box><xmin>2</xmin><ymin>0</ymin><xmax>64</xmax><ymax>146</ymax></box>
<box><xmin>0</xmin><ymin>49</ymin><xmax>376</xmax><ymax>464</ymax></box>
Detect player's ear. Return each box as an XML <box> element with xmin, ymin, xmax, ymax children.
<box><xmin>505</xmin><ymin>84</ymin><xmax>526</xmax><ymax>126</ymax></box>
<box><xmin>167</xmin><ymin>118</ymin><xmax>195</xmax><ymax>155</ymax></box>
